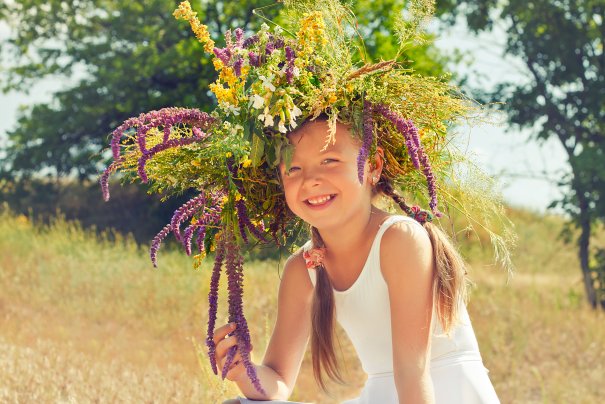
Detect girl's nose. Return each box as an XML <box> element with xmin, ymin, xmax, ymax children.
<box><xmin>301</xmin><ymin>167</ymin><xmax>322</xmax><ymax>188</ymax></box>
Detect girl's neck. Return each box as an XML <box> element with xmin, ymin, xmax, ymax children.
<box><xmin>317</xmin><ymin>206</ymin><xmax>388</xmax><ymax>258</ymax></box>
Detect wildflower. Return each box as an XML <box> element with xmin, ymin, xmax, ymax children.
<box><xmin>357</xmin><ymin>100</ymin><xmax>374</xmax><ymax>183</ymax></box>
<box><xmin>173</xmin><ymin>1</ymin><xmax>215</xmax><ymax>53</ymax></box>
<box><xmin>206</xmin><ymin>232</ymin><xmax>225</xmax><ymax>375</ymax></box>
<box><xmin>258</xmin><ymin>74</ymin><xmax>276</xmax><ymax>92</ymax></box>
<box><xmin>150</xmin><ymin>223</ymin><xmax>172</xmax><ymax>267</ymax></box>
<box><xmin>250</xmin><ymin>94</ymin><xmax>265</xmax><ymax>109</ymax></box>
<box><xmin>242</xmin><ymin>158</ymin><xmax>252</xmax><ymax>168</ymax></box>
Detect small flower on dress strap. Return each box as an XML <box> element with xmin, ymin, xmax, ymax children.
<box><xmin>409</xmin><ymin>205</ymin><xmax>433</xmax><ymax>224</ymax></box>
<box><xmin>303</xmin><ymin>247</ymin><xmax>327</xmax><ymax>269</ymax></box>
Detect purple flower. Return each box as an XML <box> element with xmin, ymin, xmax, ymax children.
<box><xmin>108</xmin><ymin>108</ymin><xmax>214</xmax><ymax>163</ymax></box>
<box><xmin>248</xmin><ymin>51</ymin><xmax>260</xmax><ymax>67</ymax></box>
<box><xmin>137</xmin><ymin>130</ymin><xmax>207</xmax><ymax>183</ymax></box>
<box><xmin>374</xmin><ymin>103</ymin><xmax>420</xmax><ymax>169</ymax></box>
<box><xmin>234</xmin><ymin>28</ymin><xmax>244</xmax><ymax>48</ymax></box>
<box><xmin>265</xmin><ymin>42</ymin><xmax>275</xmax><ymax>55</ymax></box>
<box><xmin>170</xmin><ymin>193</ymin><xmax>207</xmax><ymax>242</ymax></box>
<box><xmin>357</xmin><ymin>100</ymin><xmax>374</xmax><ymax>183</ymax></box>
<box><xmin>213</xmin><ymin>47</ymin><xmax>232</xmax><ymax>65</ymax></box>
<box><xmin>242</xmin><ymin>34</ymin><xmax>259</xmax><ymax>48</ymax></box>
<box><xmin>195</xmin><ymin>225</ymin><xmax>206</xmax><ymax>254</ymax></box>
<box><xmin>206</xmin><ymin>233</ymin><xmax>226</xmax><ymax>375</ymax></box>
<box><xmin>150</xmin><ymin>223</ymin><xmax>172</xmax><ymax>267</ymax></box>
<box><xmin>222</xmin><ymin>231</ymin><xmax>266</xmax><ymax>395</ymax></box>
<box><xmin>374</xmin><ymin>103</ymin><xmax>442</xmax><ymax>216</ymax></box>
<box><xmin>233</xmin><ymin>56</ymin><xmax>243</xmax><ymax>77</ymax></box>
<box><xmin>235</xmin><ymin>199</ymin><xmax>267</xmax><ymax>243</ymax></box>
<box><xmin>285</xmin><ymin>46</ymin><xmax>296</xmax><ymax>83</ymax></box>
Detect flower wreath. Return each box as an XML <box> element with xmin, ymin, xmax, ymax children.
<box><xmin>100</xmin><ymin>0</ymin><xmax>514</xmax><ymax>395</ymax></box>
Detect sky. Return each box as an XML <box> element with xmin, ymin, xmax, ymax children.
<box><xmin>0</xmin><ymin>16</ymin><xmax>569</xmax><ymax>214</ymax></box>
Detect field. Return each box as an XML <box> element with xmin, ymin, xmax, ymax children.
<box><xmin>0</xmin><ymin>208</ymin><xmax>603</xmax><ymax>403</ymax></box>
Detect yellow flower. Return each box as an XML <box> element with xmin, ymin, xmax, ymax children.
<box><xmin>235</xmin><ymin>192</ymin><xmax>243</xmax><ymax>202</ymax></box>
<box><xmin>225</xmin><ymin>152</ymin><xmax>233</xmax><ymax>158</ymax></box>
<box><xmin>213</xmin><ymin>58</ymin><xmax>224</xmax><ymax>72</ymax></box>
<box><xmin>173</xmin><ymin>1</ymin><xmax>215</xmax><ymax>53</ymax></box>
<box><xmin>242</xmin><ymin>158</ymin><xmax>252</xmax><ymax>168</ymax></box>
<box><xmin>191</xmin><ymin>159</ymin><xmax>202</xmax><ymax>167</ymax></box>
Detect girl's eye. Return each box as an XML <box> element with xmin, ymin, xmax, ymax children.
<box><xmin>286</xmin><ymin>166</ymin><xmax>300</xmax><ymax>174</ymax></box>
<box><xmin>322</xmin><ymin>158</ymin><xmax>338</xmax><ymax>164</ymax></box>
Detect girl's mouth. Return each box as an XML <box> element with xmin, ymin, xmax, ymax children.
<box><xmin>305</xmin><ymin>194</ymin><xmax>336</xmax><ymax>207</ymax></box>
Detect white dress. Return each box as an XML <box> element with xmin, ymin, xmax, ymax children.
<box><xmin>238</xmin><ymin>215</ymin><xmax>499</xmax><ymax>404</ymax></box>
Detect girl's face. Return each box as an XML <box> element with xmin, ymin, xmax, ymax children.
<box><xmin>278</xmin><ymin>120</ymin><xmax>381</xmax><ymax>231</ymax></box>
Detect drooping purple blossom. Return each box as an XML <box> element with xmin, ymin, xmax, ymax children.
<box><xmin>100</xmin><ymin>158</ymin><xmax>123</xmax><ymax>202</ymax></box>
<box><xmin>163</xmin><ymin>125</ymin><xmax>171</xmax><ymax>143</ymax></box>
<box><xmin>195</xmin><ymin>225</ymin><xmax>206</xmax><ymax>254</ymax></box>
<box><xmin>374</xmin><ymin>103</ymin><xmax>420</xmax><ymax>169</ymax></box>
<box><xmin>170</xmin><ymin>193</ymin><xmax>207</xmax><ymax>242</ymax></box>
<box><xmin>222</xmin><ymin>231</ymin><xmax>266</xmax><ymax>396</ymax></box>
<box><xmin>150</xmin><ymin>223</ymin><xmax>172</xmax><ymax>267</ymax></box>
<box><xmin>373</xmin><ymin>103</ymin><xmax>442</xmax><ymax>216</ymax></box>
<box><xmin>357</xmin><ymin>100</ymin><xmax>374</xmax><ymax>183</ymax></box>
<box><xmin>206</xmin><ymin>232</ymin><xmax>226</xmax><ymax>376</ymax></box>
<box><xmin>183</xmin><ymin>224</ymin><xmax>196</xmax><ymax>256</ymax></box>
<box><xmin>235</xmin><ymin>199</ymin><xmax>267</xmax><ymax>243</ymax></box>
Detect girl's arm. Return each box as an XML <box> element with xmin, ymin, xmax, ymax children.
<box><xmin>381</xmin><ymin>221</ymin><xmax>436</xmax><ymax>404</ymax></box>
<box><xmin>234</xmin><ymin>253</ymin><xmax>313</xmax><ymax>400</ymax></box>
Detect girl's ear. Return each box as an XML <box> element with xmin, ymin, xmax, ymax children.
<box><xmin>369</xmin><ymin>146</ymin><xmax>385</xmax><ymax>183</ymax></box>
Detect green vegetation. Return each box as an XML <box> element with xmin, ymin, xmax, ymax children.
<box><xmin>0</xmin><ymin>208</ymin><xmax>602</xmax><ymax>403</ymax></box>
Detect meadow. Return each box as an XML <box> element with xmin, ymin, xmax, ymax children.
<box><xmin>0</xmin><ymin>207</ymin><xmax>603</xmax><ymax>403</ymax></box>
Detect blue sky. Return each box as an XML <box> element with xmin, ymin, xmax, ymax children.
<box><xmin>0</xmin><ymin>17</ymin><xmax>569</xmax><ymax>214</ymax></box>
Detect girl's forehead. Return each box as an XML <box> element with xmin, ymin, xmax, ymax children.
<box><xmin>288</xmin><ymin>121</ymin><xmax>357</xmax><ymax>152</ymax></box>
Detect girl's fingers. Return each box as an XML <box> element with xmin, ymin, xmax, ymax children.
<box><xmin>213</xmin><ymin>323</ymin><xmax>236</xmax><ymax>345</ymax></box>
<box><xmin>215</xmin><ymin>335</ymin><xmax>238</xmax><ymax>360</ymax></box>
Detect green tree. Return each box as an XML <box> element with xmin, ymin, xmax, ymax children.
<box><xmin>441</xmin><ymin>0</ymin><xmax>605</xmax><ymax>308</ymax></box>
<box><xmin>0</xmin><ymin>0</ymin><xmax>450</xmax><ymax>180</ymax></box>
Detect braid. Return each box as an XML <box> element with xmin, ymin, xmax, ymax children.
<box><xmin>377</xmin><ymin>179</ymin><xmax>415</xmax><ymax>217</ymax></box>
<box><xmin>309</xmin><ymin>226</ymin><xmax>345</xmax><ymax>392</ymax></box>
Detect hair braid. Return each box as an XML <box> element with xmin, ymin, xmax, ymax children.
<box><xmin>309</xmin><ymin>226</ymin><xmax>345</xmax><ymax>392</ymax></box>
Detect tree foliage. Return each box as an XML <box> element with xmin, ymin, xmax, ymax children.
<box><xmin>443</xmin><ymin>0</ymin><xmax>605</xmax><ymax>307</ymax></box>
<box><xmin>0</xmin><ymin>0</ymin><xmax>450</xmax><ymax>179</ymax></box>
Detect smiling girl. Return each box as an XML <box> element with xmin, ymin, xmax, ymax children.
<box><xmin>102</xmin><ymin>1</ymin><xmax>513</xmax><ymax>403</ymax></box>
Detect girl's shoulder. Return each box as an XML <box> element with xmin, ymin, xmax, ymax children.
<box><xmin>379</xmin><ymin>215</ymin><xmax>433</xmax><ymax>271</ymax></box>
<box><xmin>281</xmin><ymin>246</ymin><xmax>315</xmax><ymax>293</ymax></box>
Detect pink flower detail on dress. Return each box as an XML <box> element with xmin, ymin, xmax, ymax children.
<box><xmin>303</xmin><ymin>247</ymin><xmax>327</xmax><ymax>269</ymax></box>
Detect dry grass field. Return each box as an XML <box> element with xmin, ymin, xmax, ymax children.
<box><xmin>0</xmin><ymin>208</ymin><xmax>603</xmax><ymax>403</ymax></box>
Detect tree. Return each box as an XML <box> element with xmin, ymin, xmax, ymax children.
<box><xmin>0</xmin><ymin>0</ymin><xmax>451</xmax><ymax>180</ymax></box>
<box><xmin>441</xmin><ymin>0</ymin><xmax>605</xmax><ymax>308</ymax></box>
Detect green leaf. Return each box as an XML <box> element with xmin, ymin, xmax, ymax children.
<box><xmin>250</xmin><ymin>133</ymin><xmax>264</xmax><ymax>167</ymax></box>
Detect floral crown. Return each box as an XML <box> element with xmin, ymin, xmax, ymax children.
<box><xmin>100</xmin><ymin>0</ymin><xmax>512</xmax><ymax>395</ymax></box>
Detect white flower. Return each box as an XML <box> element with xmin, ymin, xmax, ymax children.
<box><xmin>274</xmin><ymin>26</ymin><xmax>283</xmax><ymax>35</ymax></box>
<box><xmin>250</xmin><ymin>94</ymin><xmax>265</xmax><ymax>109</ymax></box>
<box><xmin>291</xmin><ymin>104</ymin><xmax>302</xmax><ymax>119</ymax></box>
<box><xmin>278</xmin><ymin>120</ymin><xmax>287</xmax><ymax>133</ymax></box>
<box><xmin>258</xmin><ymin>108</ymin><xmax>275</xmax><ymax>126</ymax></box>
<box><xmin>292</xmin><ymin>66</ymin><xmax>300</xmax><ymax>78</ymax></box>
<box><xmin>258</xmin><ymin>74</ymin><xmax>276</xmax><ymax>92</ymax></box>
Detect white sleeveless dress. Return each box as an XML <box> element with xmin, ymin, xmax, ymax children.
<box><xmin>237</xmin><ymin>215</ymin><xmax>499</xmax><ymax>404</ymax></box>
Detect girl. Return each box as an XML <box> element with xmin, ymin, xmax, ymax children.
<box><xmin>101</xmin><ymin>1</ymin><xmax>513</xmax><ymax>403</ymax></box>
<box><xmin>214</xmin><ymin>119</ymin><xmax>500</xmax><ymax>404</ymax></box>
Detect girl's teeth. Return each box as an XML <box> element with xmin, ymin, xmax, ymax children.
<box><xmin>308</xmin><ymin>195</ymin><xmax>332</xmax><ymax>205</ymax></box>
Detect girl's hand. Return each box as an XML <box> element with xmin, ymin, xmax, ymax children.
<box><xmin>213</xmin><ymin>322</ymin><xmax>254</xmax><ymax>382</ymax></box>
